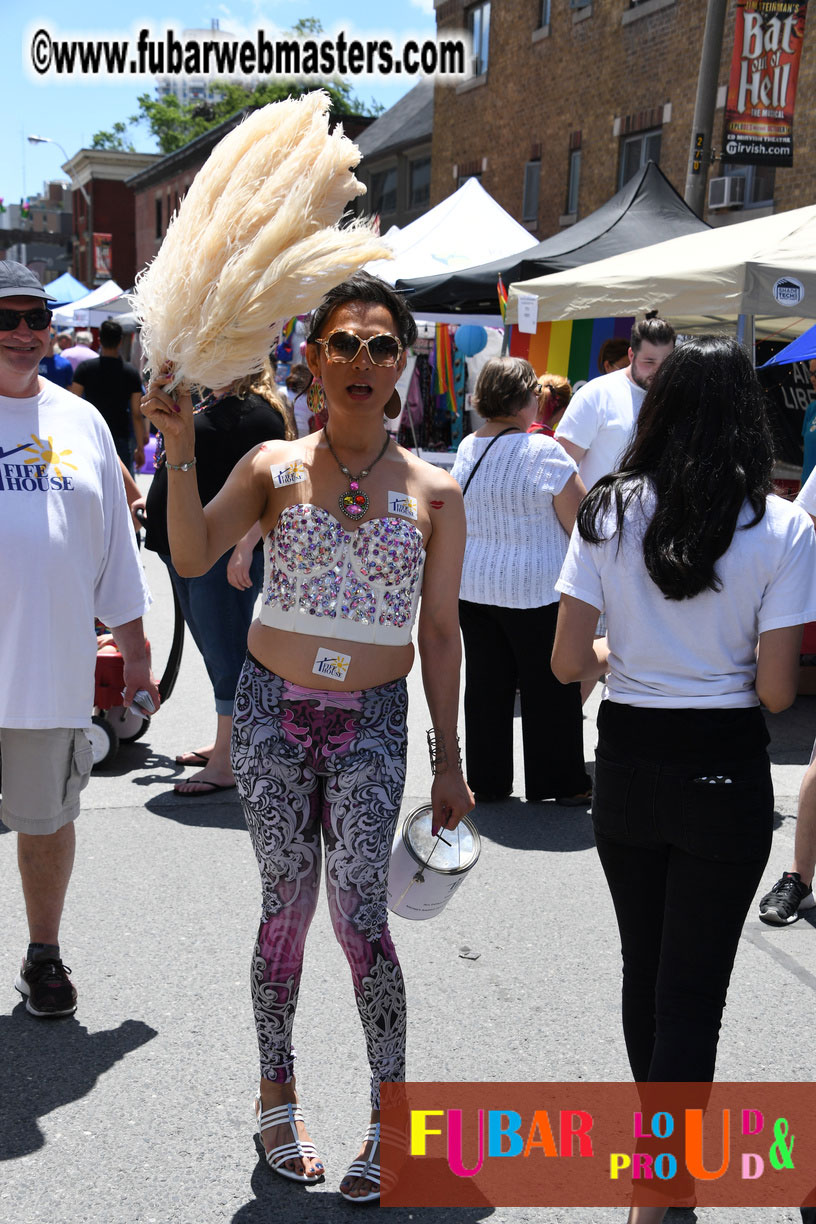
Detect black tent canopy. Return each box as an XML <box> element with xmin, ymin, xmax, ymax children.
<box><xmin>396</xmin><ymin>162</ymin><xmax>709</xmax><ymax>315</ymax></box>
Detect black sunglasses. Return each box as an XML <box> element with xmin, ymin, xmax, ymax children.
<box><xmin>315</xmin><ymin>329</ymin><xmax>403</xmax><ymax>367</ymax></box>
<box><xmin>0</xmin><ymin>307</ymin><xmax>53</xmax><ymax>331</ymax></box>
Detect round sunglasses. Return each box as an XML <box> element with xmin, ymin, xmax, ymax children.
<box><xmin>314</xmin><ymin>329</ymin><xmax>403</xmax><ymax>368</ymax></box>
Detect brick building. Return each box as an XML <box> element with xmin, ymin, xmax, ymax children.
<box><xmin>62</xmin><ymin>149</ymin><xmax>158</xmax><ymax>288</ymax></box>
<box><xmin>0</xmin><ymin>181</ymin><xmax>73</xmax><ymax>283</ymax></box>
<box><xmin>431</xmin><ymin>0</ymin><xmax>816</xmax><ymax>236</ymax></box>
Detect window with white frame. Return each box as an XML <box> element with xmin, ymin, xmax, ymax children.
<box><xmin>522</xmin><ymin>160</ymin><xmax>540</xmax><ymax>223</ymax></box>
<box><xmin>720</xmin><ymin>162</ymin><xmax>775</xmax><ymax>208</ymax></box>
<box><xmin>468</xmin><ymin>1</ymin><xmax>491</xmax><ymax>75</ymax></box>
<box><xmin>567</xmin><ymin>149</ymin><xmax>581</xmax><ymax>215</ymax></box>
<box><xmin>618</xmin><ymin>127</ymin><xmax>661</xmax><ymax>187</ymax></box>
<box><xmin>409</xmin><ymin>157</ymin><xmax>431</xmax><ymax>209</ymax></box>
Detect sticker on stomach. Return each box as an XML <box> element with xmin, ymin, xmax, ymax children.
<box><xmin>312</xmin><ymin>647</ymin><xmax>351</xmax><ymax>681</ymax></box>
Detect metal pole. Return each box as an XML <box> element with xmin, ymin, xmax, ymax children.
<box><xmin>684</xmin><ymin>0</ymin><xmax>729</xmax><ymax>218</ymax></box>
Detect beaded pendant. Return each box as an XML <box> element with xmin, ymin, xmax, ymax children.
<box><xmin>339</xmin><ymin>480</ymin><xmax>369</xmax><ymax>520</ymax></box>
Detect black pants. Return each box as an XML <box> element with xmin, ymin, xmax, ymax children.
<box><xmin>458</xmin><ymin>599</ymin><xmax>590</xmax><ymax>800</ymax></box>
<box><xmin>593</xmin><ymin>706</ymin><xmax>773</xmax><ymax>1082</ymax></box>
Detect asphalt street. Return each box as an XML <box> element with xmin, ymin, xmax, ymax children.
<box><xmin>1</xmin><ymin>519</ymin><xmax>815</xmax><ymax>1224</ymax></box>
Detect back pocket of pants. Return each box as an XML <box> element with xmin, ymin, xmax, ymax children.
<box><xmin>678</xmin><ymin>768</ymin><xmax>773</xmax><ymax>863</ymax></box>
<box><xmin>592</xmin><ymin>754</ymin><xmax>636</xmax><ymax>840</ymax></box>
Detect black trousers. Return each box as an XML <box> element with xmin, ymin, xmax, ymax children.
<box><xmin>458</xmin><ymin>599</ymin><xmax>590</xmax><ymax>801</ymax></box>
<box><xmin>592</xmin><ymin>710</ymin><xmax>773</xmax><ymax>1083</ymax></box>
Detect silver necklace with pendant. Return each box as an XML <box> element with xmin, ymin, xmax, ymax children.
<box><xmin>325</xmin><ymin>429</ymin><xmax>391</xmax><ymax>521</ymax></box>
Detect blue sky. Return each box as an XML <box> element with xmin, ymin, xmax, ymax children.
<box><xmin>2</xmin><ymin>0</ymin><xmax>437</xmax><ymax>208</ymax></box>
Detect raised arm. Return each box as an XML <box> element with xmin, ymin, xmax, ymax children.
<box><xmin>416</xmin><ymin>474</ymin><xmax>475</xmax><ymax>833</ymax></box>
<box><xmin>141</xmin><ymin>377</ymin><xmax>267</xmax><ymax>575</ymax></box>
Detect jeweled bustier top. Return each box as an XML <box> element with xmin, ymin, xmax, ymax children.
<box><xmin>259</xmin><ymin>504</ymin><xmax>426</xmax><ymax>646</ymax></box>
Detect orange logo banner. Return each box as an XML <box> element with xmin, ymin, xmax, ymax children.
<box><xmin>381</xmin><ymin>1082</ymin><xmax>816</xmax><ymax>1208</ymax></box>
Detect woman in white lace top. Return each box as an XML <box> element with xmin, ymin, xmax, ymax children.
<box><xmin>451</xmin><ymin>356</ymin><xmax>591</xmax><ymax>804</ymax></box>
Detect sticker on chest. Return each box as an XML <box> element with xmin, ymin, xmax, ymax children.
<box><xmin>312</xmin><ymin>647</ymin><xmax>352</xmax><ymax>681</ymax></box>
<box><xmin>387</xmin><ymin>491</ymin><xmax>418</xmax><ymax>520</ymax></box>
<box><xmin>270</xmin><ymin>460</ymin><xmax>306</xmax><ymax>488</ymax></box>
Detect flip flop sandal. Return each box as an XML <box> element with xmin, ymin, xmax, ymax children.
<box><xmin>173</xmin><ymin>780</ymin><xmax>236</xmax><ymax>796</ymax></box>
<box><xmin>254</xmin><ymin>1094</ymin><xmax>324</xmax><ymax>1183</ymax></box>
<box><xmin>174</xmin><ymin>750</ymin><xmax>211</xmax><ymax>766</ymax></box>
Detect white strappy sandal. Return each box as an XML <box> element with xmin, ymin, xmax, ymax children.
<box><xmin>254</xmin><ymin>1093</ymin><xmax>324</xmax><ymax>1183</ymax></box>
<box><xmin>339</xmin><ymin>1121</ymin><xmax>382</xmax><ymax>1203</ymax></box>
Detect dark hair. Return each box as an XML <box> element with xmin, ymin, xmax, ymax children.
<box><xmin>630</xmin><ymin>314</ymin><xmax>676</xmax><ymax>354</ymax></box>
<box><xmin>286</xmin><ymin>362</ymin><xmax>312</xmax><ymax>395</ymax></box>
<box><xmin>577</xmin><ymin>336</ymin><xmax>775</xmax><ymax>601</ymax></box>
<box><xmin>307</xmin><ymin>271</ymin><xmax>417</xmax><ymax>348</ymax></box>
<box><xmin>473</xmin><ymin>357</ymin><xmax>538</xmax><ymax>419</ymax></box>
<box><xmin>100</xmin><ymin>319</ymin><xmax>123</xmax><ymax>348</ymax></box>
<box><xmin>598</xmin><ymin>337</ymin><xmax>630</xmax><ymax>372</ymax></box>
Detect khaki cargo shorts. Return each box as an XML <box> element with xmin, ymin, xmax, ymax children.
<box><xmin>0</xmin><ymin>728</ymin><xmax>93</xmax><ymax>835</ymax></box>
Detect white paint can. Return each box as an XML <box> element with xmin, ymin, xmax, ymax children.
<box><xmin>387</xmin><ymin>804</ymin><xmax>481</xmax><ymax>920</ymax></box>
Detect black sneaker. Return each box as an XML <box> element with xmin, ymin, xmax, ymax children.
<box><xmin>758</xmin><ymin>872</ymin><xmax>816</xmax><ymax>926</ymax></box>
<box><xmin>14</xmin><ymin>956</ymin><xmax>77</xmax><ymax>1017</ymax></box>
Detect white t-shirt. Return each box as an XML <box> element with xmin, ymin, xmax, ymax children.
<box><xmin>0</xmin><ymin>381</ymin><xmax>151</xmax><ymax>728</ymax></box>
<box><xmin>451</xmin><ymin>430</ymin><xmax>577</xmax><ymax>608</ymax></box>
<box><xmin>556</xmin><ymin>484</ymin><xmax>816</xmax><ymax>708</ymax></box>
<box><xmin>796</xmin><ymin>465</ymin><xmax>816</xmax><ymax>517</ymax></box>
<box><xmin>555</xmin><ymin>367</ymin><xmax>646</xmax><ymax>492</ymax></box>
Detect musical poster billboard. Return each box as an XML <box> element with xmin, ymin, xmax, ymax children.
<box><xmin>724</xmin><ymin>0</ymin><xmax>809</xmax><ymax>166</ymax></box>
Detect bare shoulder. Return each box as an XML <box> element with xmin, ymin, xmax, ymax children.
<box><xmin>247</xmin><ymin>434</ymin><xmax>315</xmax><ymax>472</ymax></box>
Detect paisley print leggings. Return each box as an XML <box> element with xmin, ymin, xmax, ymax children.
<box><xmin>231</xmin><ymin>653</ymin><xmax>408</xmax><ymax>1109</ymax></box>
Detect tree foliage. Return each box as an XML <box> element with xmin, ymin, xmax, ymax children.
<box><xmin>90</xmin><ymin>121</ymin><xmax>136</xmax><ymax>152</ymax></box>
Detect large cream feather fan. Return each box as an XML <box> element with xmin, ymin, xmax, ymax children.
<box><xmin>131</xmin><ymin>90</ymin><xmax>391</xmax><ymax>391</ymax></box>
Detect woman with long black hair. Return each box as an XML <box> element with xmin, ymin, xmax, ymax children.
<box><xmin>552</xmin><ymin>336</ymin><xmax>816</xmax><ymax>1224</ymax></box>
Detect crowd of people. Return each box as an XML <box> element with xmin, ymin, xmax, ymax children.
<box><xmin>4</xmin><ymin>257</ymin><xmax>816</xmax><ymax>1222</ymax></box>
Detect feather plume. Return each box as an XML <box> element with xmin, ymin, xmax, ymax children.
<box><xmin>131</xmin><ymin>91</ymin><xmax>391</xmax><ymax>391</ymax></box>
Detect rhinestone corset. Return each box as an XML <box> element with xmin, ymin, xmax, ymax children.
<box><xmin>259</xmin><ymin>504</ymin><xmax>426</xmax><ymax>645</ymax></box>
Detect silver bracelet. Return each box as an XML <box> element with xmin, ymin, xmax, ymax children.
<box><xmin>166</xmin><ymin>457</ymin><xmax>197</xmax><ymax>471</ymax></box>
<box><xmin>427</xmin><ymin>728</ymin><xmax>463</xmax><ymax>776</ymax></box>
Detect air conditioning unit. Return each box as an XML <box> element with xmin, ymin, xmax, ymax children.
<box><xmin>708</xmin><ymin>175</ymin><xmax>746</xmax><ymax>209</ymax></box>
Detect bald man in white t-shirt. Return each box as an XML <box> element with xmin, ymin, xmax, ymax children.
<box><xmin>556</xmin><ymin>316</ymin><xmax>676</xmax><ymax>491</ymax></box>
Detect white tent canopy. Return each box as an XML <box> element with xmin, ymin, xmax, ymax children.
<box><xmin>52</xmin><ymin>280</ymin><xmax>125</xmax><ymax>328</ymax></box>
<box><xmin>366</xmin><ymin>177</ymin><xmax>535</xmax><ymax>285</ymax></box>
<box><xmin>506</xmin><ymin>204</ymin><xmax>816</xmax><ymax>340</ymax></box>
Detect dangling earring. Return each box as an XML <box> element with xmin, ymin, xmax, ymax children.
<box><xmin>384</xmin><ymin>389</ymin><xmax>402</xmax><ymax>421</ymax></box>
<box><xmin>307</xmin><ymin>377</ymin><xmax>327</xmax><ymax>429</ymax></box>
<box><xmin>307</xmin><ymin>378</ymin><xmax>323</xmax><ymax>416</ymax></box>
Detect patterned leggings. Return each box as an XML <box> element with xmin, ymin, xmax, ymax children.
<box><xmin>231</xmin><ymin>653</ymin><xmax>408</xmax><ymax>1108</ymax></box>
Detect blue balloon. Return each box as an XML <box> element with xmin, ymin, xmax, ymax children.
<box><xmin>453</xmin><ymin>324</ymin><xmax>488</xmax><ymax>356</ymax></box>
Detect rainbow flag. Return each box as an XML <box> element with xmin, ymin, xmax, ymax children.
<box><xmin>435</xmin><ymin>324</ymin><xmax>458</xmax><ymax>417</ymax></box>
<box><xmin>510</xmin><ymin>316</ymin><xmax>635</xmax><ymax>387</ymax></box>
<box><xmin>280</xmin><ymin>316</ymin><xmax>296</xmax><ymax>342</ymax></box>
<box><xmin>497</xmin><ymin>276</ymin><xmax>508</xmax><ymax>322</ymax></box>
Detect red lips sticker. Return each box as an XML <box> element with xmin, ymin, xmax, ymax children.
<box><xmin>430</xmin><ymin>500</ymin><xmax>444</xmax><ymax>509</ymax></box>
